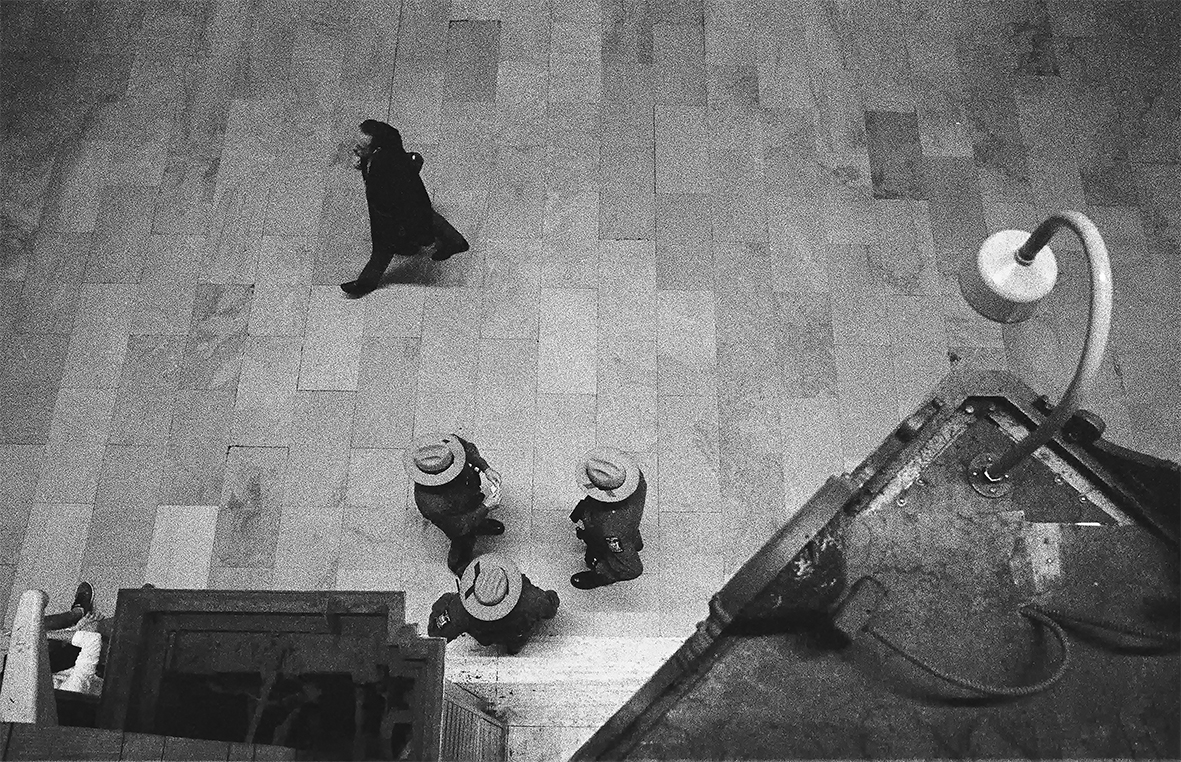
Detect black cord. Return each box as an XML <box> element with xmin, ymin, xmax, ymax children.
<box><xmin>866</xmin><ymin>605</ymin><xmax>1071</xmax><ymax>697</ymax></box>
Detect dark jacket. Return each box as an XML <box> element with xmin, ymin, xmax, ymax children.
<box><xmin>427</xmin><ymin>576</ymin><xmax>560</xmax><ymax>648</ymax></box>
<box><xmin>361</xmin><ymin>147</ymin><xmax>434</xmax><ymax>247</ymax></box>
<box><xmin>571</xmin><ymin>474</ymin><xmax>646</xmax><ymax>582</ymax></box>
<box><xmin>413</xmin><ymin>436</ymin><xmax>490</xmax><ymax>540</ymax></box>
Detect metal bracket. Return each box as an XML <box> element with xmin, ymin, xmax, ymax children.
<box><xmin>968</xmin><ymin>452</ymin><xmax>1014</xmax><ymax>498</ymax></box>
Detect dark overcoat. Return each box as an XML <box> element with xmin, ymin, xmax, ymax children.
<box><xmin>362</xmin><ymin>145</ymin><xmax>434</xmax><ymax>250</ymax></box>
<box><xmin>427</xmin><ymin>576</ymin><xmax>561</xmax><ymax>648</ymax></box>
<box><xmin>413</xmin><ymin>436</ymin><xmax>490</xmax><ymax>540</ymax></box>
<box><xmin>571</xmin><ymin>473</ymin><xmax>646</xmax><ymax>582</ymax></box>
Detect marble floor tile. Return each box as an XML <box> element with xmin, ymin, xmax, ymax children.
<box><xmin>364</xmin><ymin>286</ymin><xmax>428</xmax><ymax>337</ymax></box>
<box><xmin>16</xmin><ymin>233</ymin><xmax>90</xmax><ymax>334</ymax></box>
<box><xmin>711</xmin><ymin>157</ymin><xmax>767</xmax><ymax>244</ymax></box>
<box><xmin>414</xmin><ymin>288</ymin><xmax>482</xmax><ymax>435</ymax></box>
<box><xmin>864</xmin><ymin>110</ymin><xmax>926</xmax><ymax>200</ymax></box>
<box><xmin>542</xmin><ymin>190</ymin><xmax>601</xmax><ymax>287</ymax></box>
<box><xmin>284</xmin><ymin>391</ymin><xmax>355</xmax><ymax>508</ymax></box>
<box><xmin>38</xmin><ymin>141</ymin><xmax>111</xmax><ymax>235</ymax></box>
<box><xmin>923</xmin><ymin>155</ymin><xmax>989</xmax><ymax>274</ymax></box>
<box><xmin>445</xmin><ymin>20</ymin><xmax>502</xmax><ymax>104</ymax></box>
<box><xmin>654</xmin><ymin>104</ymin><xmax>710</xmax><ymax>193</ymax></box>
<box><xmin>33</xmin><ymin>438</ymin><xmax>107</xmax><ymax>504</ymax></box>
<box><xmin>8</xmin><ymin>503</ymin><xmax>93</xmax><ymax>625</ymax></box>
<box><xmin>144</xmin><ymin>505</ymin><xmax>219</xmax><ymax>588</ymax></box>
<box><xmin>654</xmin><ymin>193</ymin><xmax>713</xmax><ymax>290</ymax></box>
<box><xmin>273</xmin><ymin>503</ymin><xmax>344</xmax><ymax>590</ymax></box>
<box><xmin>830</xmin><ymin>290</ymin><xmax>893</xmax><ymax>347</ymax></box>
<box><xmin>231</xmin><ymin>335</ymin><xmax>302</xmax><ymax>446</ymax></box>
<box><xmin>0</xmin><ymin>446</ymin><xmax>43</xmax><ymax>565</ymax></box>
<box><xmin>657</xmin><ymin>395</ymin><xmax>720</xmax><ymax>513</ymax></box>
<box><xmin>533</xmin><ymin>394</ymin><xmax>598</xmax><ymax>512</ymax></box>
<box><xmin>894</xmin><ymin>343</ymin><xmax>951</xmax><ymax>419</ymax></box>
<box><xmin>160</xmin><ymin>389</ymin><xmax>234</xmax><ymax>505</ymax></box>
<box><xmin>538</xmin><ymin>288</ymin><xmax>598</xmax><ymax>394</ymax></box>
<box><xmin>481</xmin><ymin>239</ymin><xmax>542</xmax><ymax>340</ymax></box>
<box><xmin>835</xmin><ymin>343</ymin><xmax>899</xmax><ymax>404</ymax></box>
<box><xmin>249</xmin><ymin>236</ymin><xmax>314</xmax><ymax>336</ymax></box>
<box><xmin>153</xmin><ymin>153</ymin><xmax>218</xmax><ymax>236</ymax></box>
<box><xmin>653</xmin><ymin>22</ymin><xmax>707</xmax><ymax>104</ymax></box>
<box><xmin>46</xmin><ymin>388</ymin><xmax>117</xmax><ymax>442</ymax></box>
<box><xmin>85</xmin><ymin>444</ymin><xmax>162</xmax><ymax>568</ymax></box>
<box><xmin>213</xmin><ymin>445</ymin><xmax>288</xmax><ymax>569</ymax></box>
<box><xmin>774</xmin><ymin>292</ymin><xmax>837</xmax><ymax>399</ymax></box>
<box><xmin>341</xmin><ymin>448</ymin><xmax>410</xmax><ymax>569</ymax></box>
<box><xmin>599</xmin><ymin>187</ymin><xmax>656</xmax><ymax>240</ymax></box>
<box><xmin>474</xmin><ymin>339</ymin><xmax>539</xmax><ymax>451</ymax></box>
<box><xmin>889</xmin><ymin>295</ymin><xmax>948</xmax><ymax>349</ymax></box>
<box><xmin>596</xmin><ymin>383</ymin><xmax>658</xmax><ymax>454</ymax></box>
<box><xmin>657</xmin><ymin>290</ymin><xmax>718</xmax><ymax>397</ymax></box>
<box><xmin>712</xmin><ymin>241</ymin><xmax>776</xmax><ymax>346</ymax></box>
<box><xmin>780</xmin><ymin>395</ymin><xmax>843</xmax><ymax>513</ymax></box>
<box><xmin>351</xmin><ymin>338</ymin><xmax>421</xmax><ymax>448</ymax></box>
<box><xmin>262</xmin><ymin>158</ymin><xmax>324</xmax><ymax>237</ymax></box>
<box><xmin>767</xmin><ymin>195</ymin><xmax>829</xmax><ymax>294</ymax></box>
<box><xmin>133</xmin><ymin>235</ymin><xmax>207</xmax><ymax>335</ymax></box>
<box><xmin>60</xmin><ymin>283</ymin><xmax>136</xmax><ymax>389</ymax></box>
<box><xmin>298</xmin><ymin>286</ymin><xmax>364</xmax><ymax>391</ymax></box>
<box><xmin>85</xmin><ymin>185</ymin><xmax>158</xmax><ymax>283</ymax></box>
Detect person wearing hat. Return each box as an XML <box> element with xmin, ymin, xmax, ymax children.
<box><xmin>569</xmin><ymin>447</ymin><xmax>646</xmax><ymax>589</ymax></box>
<box><xmin>406</xmin><ymin>433</ymin><xmax>505</xmax><ymax>574</ymax></box>
<box><xmin>427</xmin><ymin>554</ymin><xmax>561</xmax><ymax>655</ymax></box>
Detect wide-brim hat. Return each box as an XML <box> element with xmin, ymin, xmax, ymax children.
<box><xmin>405</xmin><ymin>433</ymin><xmax>467</xmax><ymax>486</ymax></box>
<box><xmin>575</xmin><ymin>447</ymin><xmax>641</xmax><ymax>503</ymax></box>
<box><xmin>459</xmin><ymin>554</ymin><xmax>523</xmax><ymax>621</ymax></box>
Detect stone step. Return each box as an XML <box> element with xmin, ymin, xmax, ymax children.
<box><xmin>445</xmin><ymin>634</ymin><xmax>683</xmax><ymax>729</ymax></box>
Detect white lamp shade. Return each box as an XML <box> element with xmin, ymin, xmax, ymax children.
<box><xmin>958</xmin><ymin>229</ymin><xmax>1058</xmax><ymax>324</ymax></box>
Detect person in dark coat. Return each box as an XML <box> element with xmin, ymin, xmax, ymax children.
<box><xmin>427</xmin><ymin>554</ymin><xmax>560</xmax><ymax>655</ymax></box>
<box><xmin>569</xmin><ymin>447</ymin><xmax>646</xmax><ymax>590</ymax></box>
<box><xmin>406</xmin><ymin>433</ymin><xmax>504</xmax><ymax>575</ymax></box>
<box><xmin>341</xmin><ymin>119</ymin><xmax>470</xmax><ymax>297</ymax></box>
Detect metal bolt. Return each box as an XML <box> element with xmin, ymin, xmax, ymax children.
<box><xmin>1054</xmin><ymin>476</ymin><xmax>1063</xmax><ymax>485</ymax></box>
<box><xmin>988</xmin><ymin>486</ymin><xmax>998</xmax><ymax>494</ymax></box>
<box><xmin>896</xmin><ymin>495</ymin><xmax>907</xmax><ymax>507</ymax></box>
<box><xmin>1079</xmin><ymin>495</ymin><xmax>1088</xmax><ymax>503</ymax></box>
<box><xmin>915</xmin><ymin>478</ymin><xmax>927</xmax><ymax>487</ymax></box>
<box><xmin>965</xmin><ymin>405</ymin><xmax>975</xmax><ymax>414</ymax></box>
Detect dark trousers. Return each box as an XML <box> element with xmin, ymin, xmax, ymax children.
<box><xmin>357</xmin><ymin>209</ymin><xmax>469</xmax><ymax>287</ymax></box>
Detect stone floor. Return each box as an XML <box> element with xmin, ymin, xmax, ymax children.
<box><xmin>1</xmin><ymin>0</ymin><xmax>1178</xmax><ymax>759</ymax></box>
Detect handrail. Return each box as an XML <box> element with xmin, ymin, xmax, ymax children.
<box><xmin>984</xmin><ymin>211</ymin><xmax>1114</xmax><ymax>480</ymax></box>
<box><xmin>0</xmin><ymin>590</ymin><xmax>58</xmax><ymax>725</ymax></box>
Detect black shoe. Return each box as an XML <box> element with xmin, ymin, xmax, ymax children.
<box><xmin>571</xmin><ymin>571</ymin><xmax>609</xmax><ymax>590</ymax></box>
<box><xmin>476</xmin><ymin>518</ymin><xmax>505</xmax><ymax>536</ymax></box>
<box><xmin>431</xmin><ymin>241</ymin><xmax>469</xmax><ymax>261</ymax></box>
<box><xmin>340</xmin><ymin>279</ymin><xmax>376</xmax><ymax>297</ymax></box>
<box><xmin>71</xmin><ymin>582</ymin><xmax>94</xmax><ymax>615</ymax></box>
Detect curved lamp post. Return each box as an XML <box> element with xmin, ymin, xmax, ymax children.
<box><xmin>957</xmin><ymin>211</ymin><xmax>1114</xmax><ymax>492</ymax></box>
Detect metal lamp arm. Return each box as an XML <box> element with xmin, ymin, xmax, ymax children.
<box><xmin>985</xmin><ymin>211</ymin><xmax>1114</xmax><ymax>481</ymax></box>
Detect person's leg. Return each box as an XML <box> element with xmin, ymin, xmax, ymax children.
<box><xmin>59</xmin><ymin>631</ymin><xmax>102</xmax><ymax>693</ymax></box>
<box><xmin>43</xmin><ymin>608</ymin><xmax>84</xmax><ymax>631</ymax></box>
<box><xmin>42</xmin><ymin>581</ymin><xmax>93</xmax><ymax>630</ymax></box>
<box><xmin>343</xmin><ymin>244</ymin><xmax>397</xmax><ymax>296</ymax></box>
<box><xmin>447</xmin><ymin>534</ymin><xmax>477</xmax><ymax>576</ymax></box>
<box><xmin>429</xmin><ymin>209</ymin><xmax>469</xmax><ymax>260</ymax></box>
<box><xmin>543</xmin><ymin>590</ymin><xmax>560</xmax><ymax>618</ymax></box>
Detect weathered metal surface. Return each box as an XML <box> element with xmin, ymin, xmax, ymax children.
<box><xmin>573</xmin><ymin>370</ymin><xmax>1179</xmax><ymax>760</ymax></box>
